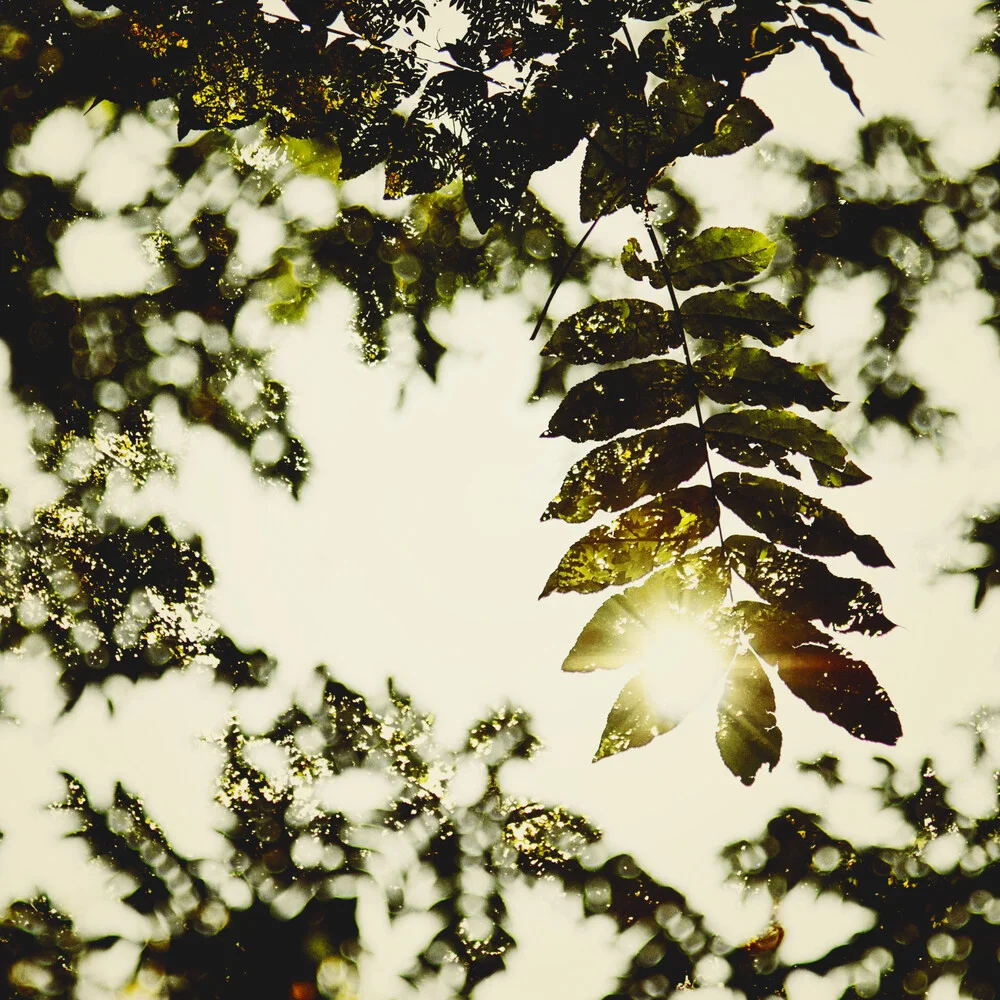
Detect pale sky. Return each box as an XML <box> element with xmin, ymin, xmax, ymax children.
<box><xmin>2</xmin><ymin>2</ymin><xmax>1000</xmax><ymax>998</ymax></box>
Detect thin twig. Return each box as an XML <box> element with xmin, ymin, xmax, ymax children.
<box><xmin>529</xmin><ymin>217</ymin><xmax>601</xmax><ymax>342</ymax></box>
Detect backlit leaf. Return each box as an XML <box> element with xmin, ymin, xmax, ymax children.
<box><xmin>622</xmin><ymin>237</ymin><xmax>667</xmax><ymax>289</ymax></box>
<box><xmin>716</xmin><ymin>652</ymin><xmax>782</xmax><ymax>785</ymax></box>
<box><xmin>705</xmin><ymin>409</ymin><xmax>853</xmax><ymax>482</ymax></box>
<box><xmin>543</xmin><ymin>360</ymin><xmax>695</xmax><ymax>443</ymax></box>
<box><xmin>695</xmin><ymin>98</ymin><xmax>773</xmax><ymax>157</ymax></box>
<box><xmin>680</xmin><ymin>290</ymin><xmax>806</xmax><ymax>347</ymax></box>
<box><xmin>668</xmin><ymin>228</ymin><xmax>776</xmax><ymax>291</ymax></box>
<box><xmin>694</xmin><ymin>346</ymin><xmax>845</xmax><ymax>412</ymax></box>
<box><xmin>540</xmin><ymin>487</ymin><xmax>718</xmax><ymax>597</ymax></box>
<box><xmin>727</xmin><ymin>535</ymin><xmax>895</xmax><ymax>635</ymax></box>
<box><xmin>716</xmin><ymin>473</ymin><xmax>892</xmax><ymax>567</ymax></box>
<box><xmin>544</xmin><ymin>423</ymin><xmax>705</xmax><ymax>523</ymax></box>
<box><xmin>810</xmin><ymin>458</ymin><xmax>872</xmax><ymax>487</ymax></box>
<box><xmin>594</xmin><ymin>675</ymin><xmax>677</xmax><ymax>761</ymax></box>
<box><xmin>542</xmin><ymin>299</ymin><xmax>681</xmax><ymax>364</ymax></box>
<box><xmin>740</xmin><ymin>603</ymin><xmax>901</xmax><ymax>744</ymax></box>
<box><xmin>561</xmin><ymin>549</ymin><xmax>730</xmax><ymax>672</ymax></box>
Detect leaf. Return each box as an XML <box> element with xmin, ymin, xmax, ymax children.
<box><xmin>740</xmin><ymin>602</ymin><xmax>901</xmax><ymax>744</ymax></box>
<box><xmin>810</xmin><ymin>458</ymin><xmax>871</xmax><ymax>488</ymax></box>
<box><xmin>543</xmin><ymin>423</ymin><xmax>705</xmax><ymax>523</ymax></box>
<box><xmin>726</xmin><ymin>535</ymin><xmax>895</xmax><ymax>635</ymax></box>
<box><xmin>801</xmin><ymin>0</ymin><xmax>879</xmax><ymax>36</ymax></box>
<box><xmin>705</xmin><ymin>409</ymin><xmax>854</xmax><ymax>482</ymax></box>
<box><xmin>542</xmin><ymin>299</ymin><xmax>681</xmax><ymax>364</ymax></box>
<box><xmin>796</xmin><ymin>7</ymin><xmax>862</xmax><ymax>50</ymax></box>
<box><xmin>680</xmin><ymin>290</ymin><xmax>807</xmax><ymax>347</ymax></box>
<box><xmin>594</xmin><ymin>674</ymin><xmax>676</xmax><ymax>761</ymax></box>
<box><xmin>668</xmin><ymin>228</ymin><xmax>776</xmax><ymax>290</ymax></box>
<box><xmin>802</xmin><ymin>31</ymin><xmax>863</xmax><ymax>112</ymax></box>
<box><xmin>716</xmin><ymin>473</ymin><xmax>892</xmax><ymax>567</ymax></box>
<box><xmin>647</xmin><ymin>75</ymin><xmax>722</xmax><ymax>145</ymax></box>
<box><xmin>695</xmin><ymin>98</ymin><xmax>773</xmax><ymax>157</ymax></box>
<box><xmin>716</xmin><ymin>652</ymin><xmax>782</xmax><ymax>785</ymax></box>
<box><xmin>561</xmin><ymin>548</ymin><xmax>730</xmax><ymax>672</ymax></box>
<box><xmin>540</xmin><ymin>487</ymin><xmax>719</xmax><ymax>597</ymax></box>
<box><xmin>622</xmin><ymin>237</ymin><xmax>667</xmax><ymax>289</ymax></box>
<box><xmin>543</xmin><ymin>360</ymin><xmax>695</xmax><ymax>443</ymax></box>
<box><xmin>579</xmin><ymin>100</ymin><xmax>651</xmax><ymax>221</ymax></box>
<box><xmin>694</xmin><ymin>347</ymin><xmax>846</xmax><ymax>412</ymax></box>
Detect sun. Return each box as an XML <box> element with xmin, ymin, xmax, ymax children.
<box><xmin>632</xmin><ymin>618</ymin><xmax>733</xmax><ymax>723</ymax></box>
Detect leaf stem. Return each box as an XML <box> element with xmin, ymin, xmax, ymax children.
<box><xmin>529</xmin><ymin>216</ymin><xmax>601</xmax><ymax>341</ymax></box>
<box><xmin>644</xmin><ymin>222</ymin><xmax>733</xmax><ymax>601</ymax></box>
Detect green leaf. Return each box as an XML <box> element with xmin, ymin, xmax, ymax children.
<box><xmin>543</xmin><ymin>360</ymin><xmax>695</xmax><ymax>443</ymax></box>
<box><xmin>648</xmin><ymin>75</ymin><xmax>721</xmax><ymax>144</ymax></box>
<box><xmin>680</xmin><ymin>290</ymin><xmax>807</xmax><ymax>347</ymax></box>
<box><xmin>540</xmin><ymin>486</ymin><xmax>719</xmax><ymax>597</ymax></box>
<box><xmin>667</xmin><ymin>228</ymin><xmax>776</xmax><ymax>291</ymax></box>
<box><xmin>622</xmin><ymin>237</ymin><xmax>667</xmax><ymax>289</ymax></box>
<box><xmin>694</xmin><ymin>346</ymin><xmax>846</xmax><ymax>412</ymax></box>
<box><xmin>561</xmin><ymin>548</ymin><xmax>730</xmax><ymax>672</ymax></box>
<box><xmin>726</xmin><ymin>535</ymin><xmax>895</xmax><ymax>635</ymax></box>
<box><xmin>594</xmin><ymin>674</ymin><xmax>676</xmax><ymax>761</ymax></box>
<box><xmin>695</xmin><ymin>97</ymin><xmax>773</xmax><ymax>157</ymax></box>
<box><xmin>705</xmin><ymin>409</ymin><xmax>854</xmax><ymax>483</ymax></box>
<box><xmin>715</xmin><ymin>473</ymin><xmax>892</xmax><ymax>567</ymax></box>
<box><xmin>542</xmin><ymin>299</ymin><xmax>681</xmax><ymax>364</ymax></box>
<box><xmin>811</xmin><ymin>458</ymin><xmax>872</xmax><ymax>488</ymax></box>
<box><xmin>740</xmin><ymin>603</ymin><xmax>901</xmax><ymax>744</ymax></box>
<box><xmin>579</xmin><ymin>102</ymin><xmax>651</xmax><ymax>221</ymax></box>
<box><xmin>716</xmin><ymin>652</ymin><xmax>782</xmax><ymax>785</ymax></box>
<box><xmin>543</xmin><ymin>423</ymin><xmax>705</xmax><ymax>523</ymax></box>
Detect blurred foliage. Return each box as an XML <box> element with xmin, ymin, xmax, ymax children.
<box><xmin>772</xmin><ymin>116</ymin><xmax>1000</xmax><ymax>439</ymax></box>
<box><xmin>4</xmin><ymin>686</ymin><xmax>1000</xmax><ymax>999</ymax></box>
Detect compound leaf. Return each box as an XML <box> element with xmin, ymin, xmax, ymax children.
<box><xmin>694</xmin><ymin>346</ymin><xmax>845</xmax><ymax>412</ymax></box>
<box><xmin>594</xmin><ymin>675</ymin><xmax>677</xmax><ymax>761</ymax></box>
<box><xmin>540</xmin><ymin>487</ymin><xmax>718</xmax><ymax>597</ymax></box>
<box><xmin>726</xmin><ymin>535</ymin><xmax>895</xmax><ymax>635</ymax></box>
<box><xmin>740</xmin><ymin>603</ymin><xmax>901</xmax><ymax>744</ymax></box>
<box><xmin>668</xmin><ymin>228</ymin><xmax>776</xmax><ymax>291</ymax></box>
<box><xmin>544</xmin><ymin>423</ymin><xmax>706</xmax><ymax>523</ymax></box>
<box><xmin>542</xmin><ymin>299</ymin><xmax>681</xmax><ymax>364</ymax></box>
<box><xmin>716</xmin><ymin>473</ymin><xmax>892</xmax><ymax>567</ymax></box>
<box><xmin>680</xmin><ymin>290</ymin><xmax>807</xmax><ymax>347</ymax></box>
<box><xmin>543</xmin><ymin>360</ymin><xmax>695</xmax><ymax>443</ymax></box>
<box><xmin>716</xmin><ymin>652</ymin><xmax>782</xmax><ymax>785</ymax></box>
<box><xmin>561</xmin><ymin>548</ymin><xmax>730</xmax><ymax>672</ymax></box>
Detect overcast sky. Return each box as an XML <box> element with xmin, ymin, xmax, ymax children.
<box><xmin>3</xmin><ymin>2</ymin><xmax>1000</xmax><ymax>998</ymax></box>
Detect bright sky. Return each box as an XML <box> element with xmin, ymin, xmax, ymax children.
<box><xmin>2</xmin><ymin>2</ymin><xmax>1000</xmax><ymax>998</ymax></box>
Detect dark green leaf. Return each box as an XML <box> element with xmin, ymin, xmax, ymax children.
<box><xmin>694</xmin><ymin>347</ymin><xmax>845</xmax><ymax>412</ymax></box>
<box><xmin>540</xmin><ymin>487</ymin><xmax>718</xmax><ymax>597</ymax></box>
<box><xmin>543</xmin><ymin>423</ymin><xmax>705</xmax><ymax>523</ymax></box>
<box><xmin>542</xmin><ymin>299</ymin><xmax>681</xmax><ymax>364</ymax></box>
<box><xmin>810</xmin><ymin>458</ymin><xmax>872</xmax><ymax>487</ymax></box>
<box><xmin>803</xmin><ymin>32</ymin><xmax>863</xmax><ymax>112</ymax></box>
<box><xmin>648</xmin><ymin>75</ymin><xmax>722</xmax><ymax>145</ymax></box>
<box><xmin>594</xmin><ymin>675</ymin><xmax>676</xmax><ymax>761</ymax></box>
<box><xmin>668</xmin><ymin>227</ymin><xmax>776</xmax><ymax>291</ymax></box>
<box><xmin>716</xmin><ymin>652</ymin><xmax>782</xmax><ymax>785</ymax></box>
<box><xmin>622</xmin><ymin>237</ymin><xmax>667</xmax><ymax>289</ymax></box>
<box><xmin>726</xmin><ymin>535</ymin><xmax>895</xmax><ymax>635</ymax></box>
<box><xmin>680</xmin><ymin>290</ymin><xmax>806</xmax><ymax>347</ymax></box>
<box><xmin>797</xmin><ymin>7</ymin><xmax>862</xmax><ymax>50</ymax></box>
<box><xmin>579</xmin><ymin>100</ymin><xmax>651</xmax><ymax>221</ymax></box>
<box><xmin>543</xmin><ymin>360</ymin><xmax>695</xmax><ymax>443</ymax></box>
<box><xmin>695</xmin><ymin>98</ymin><xmax>773</xmax><ymax>157</ymax></box>
<box><xmin>561</xmin><ymin>548</ymin><xmax>730</xmax><ymax>672</ymax></box>
<box><xmin>705</xmin><ymin>409</ymin><xmax>853</xmax><ymax>482</ymax></box>
<box><xmin>739</xmin><ymin>603</ymin><xmax>901</xmax><ymax>744</ymax></box>
<box><xmin>801</xmin><ymin>0</ymin><xmax>879</xmax><ymax>36</ymax></box>
<box><xmin>716</xmin><ymin>473</ymin><xmax>892</xmax><ymax>567</ymax></box>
